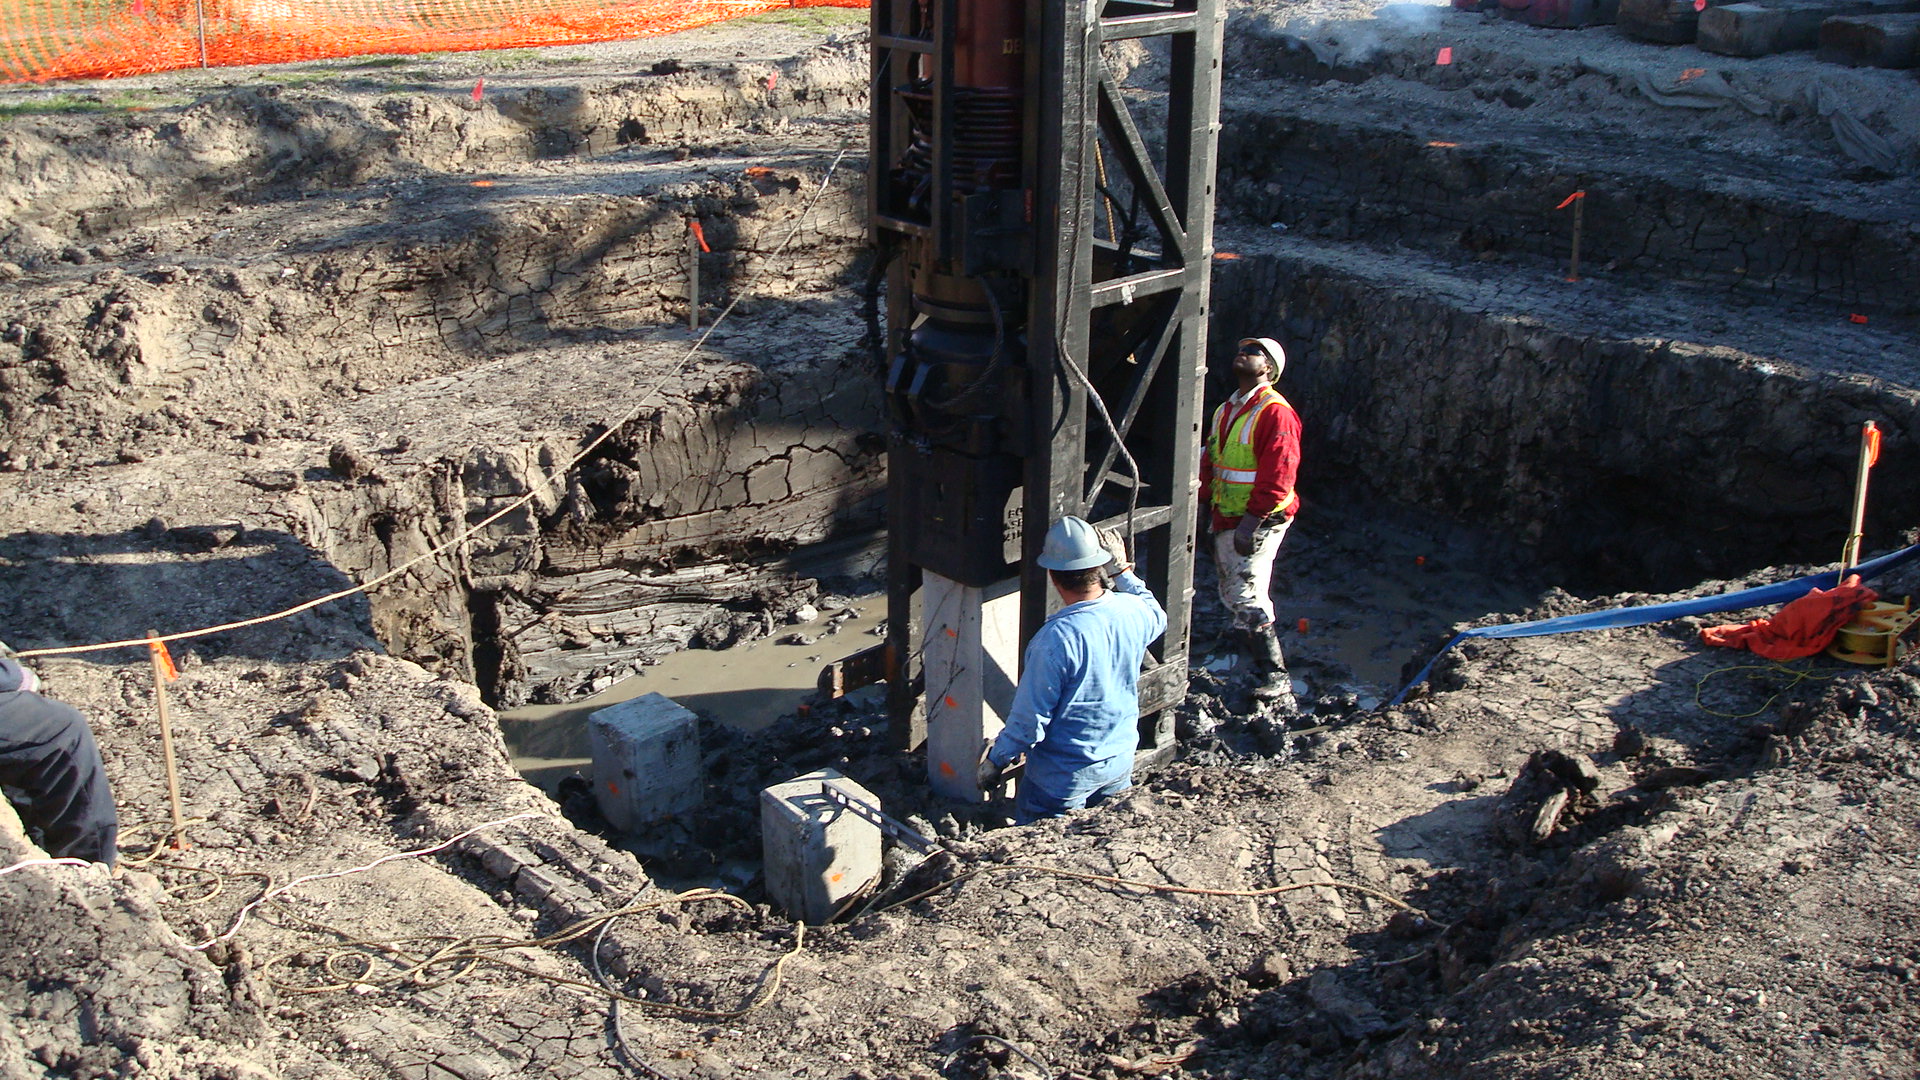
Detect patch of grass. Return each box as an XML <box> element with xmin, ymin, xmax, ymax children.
<box><xmin>0</xmin><ymin>95</ymin><xmax>112</xmax><ymax>117</ymax></box>
<box><xmin>252</xmin><ymin>70</ymin><xmax>330</xmax><ymax>88</ymax></box>
<box><xmin>0</xmin><ymin>88</ymin><xmax>183</xmax><ymax>117</ymax></box>
<box><xmin>722</xmin><ymin>7</ymin><xmax>867</xmax><ymax>32</ymax></box>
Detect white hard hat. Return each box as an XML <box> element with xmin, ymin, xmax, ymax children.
<box><xmin>1037</xmin><ymin>516</ymin><xmax>1109</xmax><ymax>571</ymax></box>
<box><xmin>1238</xmin><ymin>337</ymin><xmax>1286</xmax><ymax>380</ymax></box>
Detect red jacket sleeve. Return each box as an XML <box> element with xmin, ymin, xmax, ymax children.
<box><xmin>1197</xmin><ymin>403</ymin><xmax>1218</xmax><ymax>529</ymax></box>
<box><xmin>1242</xmin><ymin>400</ymin><xmax>1301</xmax><ymax>520</ymax></box>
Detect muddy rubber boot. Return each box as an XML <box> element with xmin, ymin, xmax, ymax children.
<box><xmin>1249</xmin><ymin>625</ymin><xmax>1297</xmax><ymax>711</ymax></box>
<box><xmin>1217</xmin><ymin>625</ymin><xmax>1249</xmax><ymax>664</ymax></box>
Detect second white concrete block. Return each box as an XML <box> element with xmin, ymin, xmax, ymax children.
<box><xmin>760</xmin><ymin>768</ymin><xmax>883</xmax><ymax>924</ymax></box>
<box><xmin>588</xmin><ymin>692</ymin><xmax>703</xmax><ymax>830</ymax></box>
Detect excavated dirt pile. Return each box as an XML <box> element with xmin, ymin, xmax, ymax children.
<box><xmin>3</xmin><ymin>5</ymin><xmax>1920</xmax><ymax>1080</ymax></box>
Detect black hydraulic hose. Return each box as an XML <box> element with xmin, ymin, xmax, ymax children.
<box><xmin>921</xmin><ymin>277</ymin><xmax>1010</xmax><ymax>415</ymax></box>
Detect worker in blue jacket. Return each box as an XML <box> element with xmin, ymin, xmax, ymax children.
<box><xmin>0</xmin><ymin>655</ymin><xmax>118</xmax><ymax>866</ymax></box>
<box><xmin>978</xmin><ymin>517</ymin><xmax>1167</xmax><ymax>823</ymax></box>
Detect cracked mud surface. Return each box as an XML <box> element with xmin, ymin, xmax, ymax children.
<box><xmin>4</xmin><ymin>5</ymin><xmax>1920</xmax><ymax>1080</ymax></box>
<box><xmin>8</xmin><ymin>548</ymin><xmax>1918</xmax><ymax>1080</ymax></box>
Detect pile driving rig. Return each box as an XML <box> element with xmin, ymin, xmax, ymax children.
<box><xmin>867</xmin><ymin>0</ymin><xmax>1227</xmax><ymax>797</ymax></box>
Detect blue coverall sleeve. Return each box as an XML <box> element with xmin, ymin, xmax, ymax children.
<box><xmin>1112</xmin><ymin>569</ymin><xmax>1168</xmax><ymax>639</ymax></box>
<box><xmin>988</xmin><ymin>630</ymin><xmax>1077</xmax><ymax>767</ymax></box>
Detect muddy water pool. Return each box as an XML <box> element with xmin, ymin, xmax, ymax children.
<box><xmin>500</xmin><ymin>502</ymin><xmax>1545</xmax><ymax>791</ymax></box>
<box><xmin>499</xmin><ymin>595</ymin><xmax>887</xmax><ymax>791</ymax></box>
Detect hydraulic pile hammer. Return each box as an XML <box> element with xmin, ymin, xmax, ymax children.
<box><xmin>867</xmin><ymin>0</ymin><xmax>1227</xmax><ymax>798</ymax></box>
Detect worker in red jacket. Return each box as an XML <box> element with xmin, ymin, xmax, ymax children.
<box><xmin>1198</xmin><ymin>336</ymin><xmax>1301</xmax><ymax>707</ymax></box>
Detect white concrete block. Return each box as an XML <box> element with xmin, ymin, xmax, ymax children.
<box><xmin>760</xmin><ymin>769</ymin><xmax>883</xmax><ymax>924</ymax></box>
<box><xmin>588</xmin><ymin>692</ymin><xmax>702</xmax><ymax>830</ymax></box>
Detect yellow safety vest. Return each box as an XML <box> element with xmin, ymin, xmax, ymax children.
<box><xmin>1208</xmin><ymin>385</ymin><xmax>1298</xmax><ymax>519</ymax></box>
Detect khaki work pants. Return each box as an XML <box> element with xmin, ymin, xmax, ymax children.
<box><xmin>1212</xmin><ymin>515</ymin><xmax>1291</xmax><ymax>631</ymax></box>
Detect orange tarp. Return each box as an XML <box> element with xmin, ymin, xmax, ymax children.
<box><xmin>1699</xmin><ymin>575</ymin><xmax>1878</xmax><ymax>661</ymax></box>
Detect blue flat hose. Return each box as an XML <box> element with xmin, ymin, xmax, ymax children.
<box><xmin>1388</xmin><ymin>540</ymin><xmax>1920</xmax><ymax>706</ymax></box>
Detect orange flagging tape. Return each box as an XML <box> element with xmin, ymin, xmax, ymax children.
<box><xmin>472</xmin><ymin>78</ymin><xmax>484</xmax><ymax>101</ymax></box>
<box><xmin>1213</xmin><ymin>252</ymin><xmax>1240</xmax><ymax>261</ymax></box>
<box><xmin>149</xmin><ymin>639</ymin><xmax>179</xmax><ymax>681</ymax></box>
<box><xmin>1850</xmin><ymin>313</ymin><xmax>1869</xmax><ymax>324</ymax></box>
<box><xmin>690</xmin><ymin>219</ymin><xmax>711</xmax><ymax>253</ymax></box>
<box><xmin>1555</xmin><ymin>190</ymin><xmax>1586</xmax><ymax>210</ymax></box>
<box><xmin>1436</xmin><ymin>47</ymin><xmax>1453</xmax><ymax>65</ymax></box>
<box><xmin>4</xmin><ymin>0</ymin><xmax>872</xmax><ymax>84</ymax></box>
<box><xmin>1866</xmin><ymin>423</ymin><xmax>1882</xmax><ymax>467</ymax></box>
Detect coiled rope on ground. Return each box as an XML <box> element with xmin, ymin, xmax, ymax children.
<box><xmin>5</xmin><ymin>805</ymin><xmax>1450</xmax><ymax>1078</ymax></box>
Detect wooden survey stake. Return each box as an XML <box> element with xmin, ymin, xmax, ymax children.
<box><xmin>148</xmin><ymin>633</ymin><xmax>189</xmax><ymax>850</ymax></box>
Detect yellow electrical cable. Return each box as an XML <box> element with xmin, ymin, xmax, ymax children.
<box><xmin>256</xmin><ymin>889</ymin><xmax>805</xmax><ymax>1020</ymax></box>
<box><xmin>1693</xmin><ymin>660</ymin><xmax>1837</xmax><ymax>719</ymax></box>
<box><xmin>117</xmin><ymin>817</ymin><xmax>209</xmax><ymax>868</ymax></box>
<box><xmin>135</xmin><ymin>815</ymin><xmax>1433</xmax><ymax>1032</ymax></box>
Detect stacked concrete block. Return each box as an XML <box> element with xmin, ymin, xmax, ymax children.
<box><xmin>1818</xmin><ymin>11</ymin><xmax>1920</xmax><ymax>64</ymax></box>
<box><xmin>587</xmin><ymin>692</ymin><xmax>703</xmax><ymax>831</ymax></box>
<box><xmin>1618</xmin><ymin>0</ymin><xmax>1736</xmax><ymax>41</ymax></box>
<box><xmin>760</xmin><ymin>769</ymin><xmax>884</xmax><ymax>925</ymax></box>
<box><xmin>1699</xmin><ymin>0</ymin><xmax>1916</xmax><ymax>55</ymax></box>
<box><xmin>1499</xmin><ymin>0</ymin><xmax>1619</xmax><ymax>28</ymax></box>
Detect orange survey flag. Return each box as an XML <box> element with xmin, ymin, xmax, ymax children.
<box><xmin>149</xmin><ymin>639</ymin><xmax>179</xmax><ymax>681</ymax></box>
<box><xmin>1700</xmin><ymin>576</ymin><xmax>1877</xmax><ymax>660</ymax></box>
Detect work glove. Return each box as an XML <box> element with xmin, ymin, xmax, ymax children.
<box><xmin>976</xmin><ymin>750</ymin><xmax>1005</xmax><ymax>791</ymax></box>
<box><xmin>1233</xmin><ymin>514</ymin><xmax>1263</xmax><ymax>557</ymax></box>
<box><xmin>1096</xmin><ymin>525</ymin><xmax>1131</xmax><ymax>574</ymax></box>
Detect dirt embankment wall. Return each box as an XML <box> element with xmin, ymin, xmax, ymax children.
<box><xmin>1218</xmin><ymin>94</ymin><xmax>1920</xmax><ymax>318</ymax></box>
<box><xmin>0</xmin><ymin>42</ymin><xmax>871</xmax><ymax>471</ymax></box>
<box><xmin>0</xmin><ymin>47</ymin><xmax>884</xmax><ymax>697</ymax></box>
<box><xmin>0</xmin><ymin>47</ymin><xmax>867</xmax><ymax>251</ymax></box>
<box><xmin>1211</xmin><ymin>244</ymin><xmax>1920</xmax><ymax>592</ymax></box>
<box><xmin>1207</xmin><ymin>26</ymin><xmax>1920</xmax><ymax>593</ymax></box>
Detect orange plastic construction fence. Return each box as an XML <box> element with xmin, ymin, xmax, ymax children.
<box><xmin>1</xmin><ymin>0</ymin><xmax>868</xmax><ymax>84</ymax></box>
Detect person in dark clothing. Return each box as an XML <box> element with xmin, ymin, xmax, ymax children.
<box><xmin>0</xmin><ymin>656</ymin><xmax>118</xmax><ymax>866</ymax></box>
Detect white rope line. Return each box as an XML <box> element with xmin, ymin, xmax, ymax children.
<box><xmin>183</xmin><ymin>811</ymin><xmax>548</xmax><ymax>950</ymax></box>
<box><xmin>15</xmin><ymin>146</ymin><xmax>853</xmax><ymax>661</ymax></box>
<box><xmin>0</xmin><ymin>856</ymin><xmax>102</xmax><ymax>878</ymax></box>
